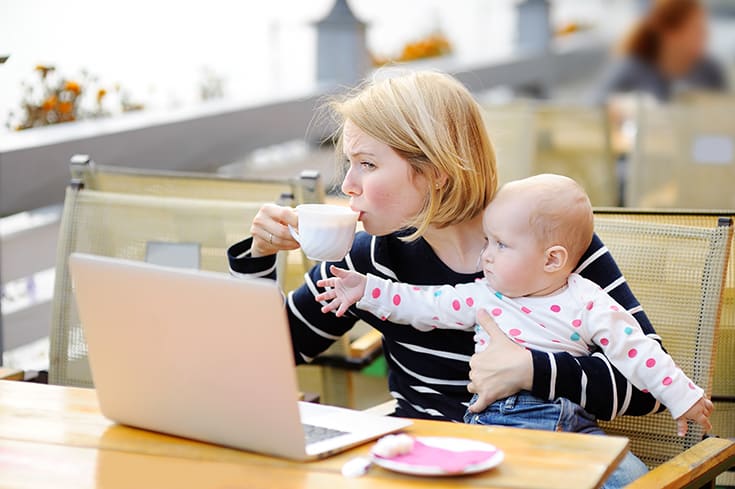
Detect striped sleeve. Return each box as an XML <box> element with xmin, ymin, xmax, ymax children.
<box><xmin>227</xmin><ymin>236</ymin><xmax>364</xmax><ymax>365</ymax></box>
<box><xmin>529</xmin><ymin>233</ymin><xmax>664</xmax><ymax>420</ymax></box>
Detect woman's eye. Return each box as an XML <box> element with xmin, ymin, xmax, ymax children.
<box><xmin>360</xmin><ymin>161</ymin><xmax>376</xmax><ymax>169</ymax></box>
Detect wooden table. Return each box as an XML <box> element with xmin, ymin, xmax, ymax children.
<box><xmin>0</xmin><ymin>381</ymin><xmax>629</xmax><ymax>489</ymax></box>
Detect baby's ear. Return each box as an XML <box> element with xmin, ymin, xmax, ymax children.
<box><xmin>544</xmin><ymin>245</ymin><xmax>569</xmax><ymax>273</ymax></box>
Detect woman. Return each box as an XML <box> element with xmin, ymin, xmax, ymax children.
<box><xmin>228</xmin><ymin>71</ymin><xmax>650</xmax><ymax>486</ymax></box>
<box><xmin>596</xmin><ymin>0</ymin><xmax>727</xmax><ymax>102</ymax></box>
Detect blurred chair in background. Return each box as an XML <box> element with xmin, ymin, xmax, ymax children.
<box><xmin>482</xmin><ymin>101</ymin><xmax>618</xmax><ymax>206</ymax></box>
<box><xmin>625</xmin><ymin>96</ymin><xmax>735</xmax><ymax>209</ymax></box>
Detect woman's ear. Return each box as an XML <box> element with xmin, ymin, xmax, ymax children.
<box><xmin>544</xmin><ymin>245</ymin><xmax>569</xmax><ymax>273</ymax></box>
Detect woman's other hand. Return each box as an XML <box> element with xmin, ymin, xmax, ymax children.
<box><xmin>467</xmin><ymin>308</ymin><xmax>534</xmax><ymax>413</ymax></box>
<box><xmin>250</xmin><ymin>204</ymin><xmax>300</xmax><ymax>257</ymax></box>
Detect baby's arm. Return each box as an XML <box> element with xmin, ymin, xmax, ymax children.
<box><xmin>581</xmin><ymin>286</ymin><xmax>709</xmax><ymax>433</ymax></box>
<box><xmin>353</xmin><ymin>273</ymin><xmax>483</xmax><ymax>332</ymax></box>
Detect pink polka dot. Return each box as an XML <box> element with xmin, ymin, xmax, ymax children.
<box><xmin>550</xmin><ymin>305</ymin><xmax>561</xmax><ymax>313</ymax></box>
<box><xmin>688</xmin><ymin>382</ymin><xmax>696</xmax><ymax>390</ymax></box>
<box><xmin>491</xmin><ymin>308</ymin><xmax>502</xmax><ymax>316</ymax></box>
<box><xmin>478</xmin><ymin>339</ymin><xmax>486</xmax><ymax>345</ymax></box>
<box><xmin>538</xmin><ymin>323</ymin><xmax>546</xmax><ymax>328</ymax></box>
<box><xmin>412</xmin><ymin>286</ymin><xmax>421</xmax><ymax>291</ymax></box>
<box><xmin>645</xmin><ymin>358</ymin><xmax>656</xmax><ymax>368</ymax></box>
<box><xmin>662</xmin><ymin>377</ymin><xmax>673</xmax><ymax>386</ymax></box>
<box><xmin>452</xmin><ymin>300</ymin><xmax>461</xmax><ymax>311</ymax></box>
<box><xmin>432</xmin><ymin>316</ymin><xmax>439</xmax><ymax>321</ymax></box>
<box><xmin>586</xmin><ymin>301</ymin><xmax>594</xmax><ymax>311</ymax></box>
<box><xmin>521</xmin><ymin>306</ymin><xmax>532</xmax><ymax>314</ymax></box>
<box><xmin>642</xmin><ymin>389</ymin><xmax>649</xmax><ymax>394</ymax></box>
<box><xmin>466</xmin><ymin>297</ymin><xmax>474</xmax><ymax>307</ymax></box>
<box><xmin>372</xmin><ymin>288</ymin><xmax>381</xmax><ymax>299</ymax></box>
<box><xmin>431</xmin><ymin>325</ymin><xmax>437</xmax><ymax>329</ymax></box>
<box><xmin>572</xmin><ymin>319</ymin><xmax>582</xmax><ymax>328</ymax></box>
<box><xmin>551</xmin><ymin>339</ymin><xmax>561</xmax><ymax>343</ymax></box>
<box><xmin>456</xmin><ymin>322</ymin><xmax>464</xmax><ymax>326</ymax></box>
<box><xmin>509</xmin><ymin>328</ymin><xmax>521</xmax><ymax>337</ymax></box>
<box><xmin>514</xmin><ymin>338</ymin><xmax>526</xmax><ymax>343</ymax></box>
<box><xmin>600</xmin><ymin>338</ymin><xmax>609</xmax><ymax>346</ymax></box>
<box><xmin>393</xmin><ymin>294</ymin><xmax>401</xmax><ymax>306</ymax></box>
<box><xmin>380</xmin><ymin>316</ymin><xmax>387</xmax><ymax>321</ymax></box>
<box><xmin>628</xmin><ymin>348</ymin><xmax>637</xmax><ymax>358</ymax></box>
<box><xmin>610</xmin><ymin>305</ymin><xmax>619</xmax><ymax>311</ymax></box>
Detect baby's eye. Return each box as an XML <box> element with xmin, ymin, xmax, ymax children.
<box><xmin>496</xmin><ymin>240</ymin><xmax>507</xmax><ymax>249</ymax></box>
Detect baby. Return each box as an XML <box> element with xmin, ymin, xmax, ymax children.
<box><xmin>316</xmin><ymin>174</ymin><xmax>712</xmax><ymax>435</ymax></box>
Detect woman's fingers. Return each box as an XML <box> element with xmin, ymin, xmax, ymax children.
<box><xmin>250</xmin><ymin>204</ymin><xmax>300</xmax><ymax>256</ymax></box>
<box><xmin>466</xmin><ymin>308</ymin><xmax>533</xmax><ymax>413</ymax></box>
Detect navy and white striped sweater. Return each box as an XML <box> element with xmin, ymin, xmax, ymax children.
<box><xmin>228</xmin><ymin>230</ymin><xmax>664</xmax><ymax>422</ymax></box>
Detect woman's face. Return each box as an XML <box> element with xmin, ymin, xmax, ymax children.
<box><xmin>340</xmin><ymin>119</ymin><xmax>429</xmax><ymax>236</ymax></box>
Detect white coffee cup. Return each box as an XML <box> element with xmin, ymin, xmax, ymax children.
<box><xmin>289</xmin><ymin>204</ymin><xmax>359</xmax><ymax>261</ymax></box>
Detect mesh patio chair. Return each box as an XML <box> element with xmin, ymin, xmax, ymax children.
<box><xmin>593</xmin><ymin>216</ymin><xmax>732</xmax><ymax>472</ymax></box>
<box><xmin>595</xmin><ymin>208</ymin><xmax>735</xmax><ymax>487</ymax></box>
<box><xmin>50</xmin><ymin>155</ymin><xmax>326</xmax><ymax>387</ymax></box>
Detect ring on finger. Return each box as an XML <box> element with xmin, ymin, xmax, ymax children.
<box><xmin>269</xmin><ymin>232</ymin><xmax>274</xmax><ymax>245</ymax></box>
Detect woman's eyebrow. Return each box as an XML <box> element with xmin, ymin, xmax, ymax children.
<box><xmin>347</xmin><ymin>150</ymin><xmax>377</xmax><ymax>158</ymax></box>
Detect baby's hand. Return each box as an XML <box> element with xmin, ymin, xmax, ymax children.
<box><xmin>676</xmin><ymin>396</ymin><xmax>713</xmax><ymax>436</ymax></box>
<box><xmin>315</xmin><ymin>265</ymin><xmax>368</xmax><ymax>317</ymax></box>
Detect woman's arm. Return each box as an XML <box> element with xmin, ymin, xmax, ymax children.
<box><xmin>228</xmin><ymin>236</ymin><xmax>359</xmax><ymax>364</ymax></box>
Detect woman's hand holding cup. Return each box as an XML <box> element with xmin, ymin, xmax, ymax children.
<box><xmin>250</xmin><ymin>204</ymin><xmax>301</xmax><ymax>257</ymax></box>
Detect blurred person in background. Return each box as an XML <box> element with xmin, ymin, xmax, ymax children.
<box><xmin>596</xmin><ymin>0</ymin><xmax>727</xmax><ymax>103</ymax></box>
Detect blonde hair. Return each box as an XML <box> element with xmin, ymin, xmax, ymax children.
<box><xmin>498</xmin><ymin>174</ymin><xmax>594</xmax><ymax>267</ymax></box>
<box><xmin>328</xmin><ymin>70</ymin><xmax>497</xmax><ymax>241</ymax></box>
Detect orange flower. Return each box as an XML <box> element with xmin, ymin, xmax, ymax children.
<box><xmin>41</xmin><ymin>95</ymin><xmax>58</xmax><ymax>111</ymax></box>
<box><xmin>58</xmin><ymin>101</ymin><xmax>73</xmax><ymax>114</ymax></box>
<box><xmin>96</xmin><ymin>88</ymin><xmax>107</xmax><ymax>102</ymax></box>
<box><xmin>64</xmin><ymin>80</ymin><xmax>81</xmax><ymax>94</ymax></box>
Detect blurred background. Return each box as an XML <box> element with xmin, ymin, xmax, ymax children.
<box><xmin>1</xmin><ymin>2</ymin><xmax>735</xmax><ymax>476</ymax></box>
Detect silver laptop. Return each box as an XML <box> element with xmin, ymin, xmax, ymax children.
<box><xmin>69</xmin><ymin>252</ymin><xmax>411</xmax><ymax>460</ymax></box>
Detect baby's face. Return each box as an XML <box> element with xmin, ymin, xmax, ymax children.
<box><xmin>480</xmin><ymin>197</ymin><xmax>547</xmax><ymax>298</ymax></box>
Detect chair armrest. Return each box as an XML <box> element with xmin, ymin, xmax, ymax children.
<box><xmin>311</xmin><ymin>329</ymin><xmax>383</xmax><ymax>371</ymax></box>
<box><xmin>626</xmin><ymin>437</ymin><xmax>735</xmax><ymax>489</ymax></box>
<box><xmin>361</xmin><ymin>399</ymin><xmax>397</xmax><ymax>417</ymax></box>
<box><xmin>0</xmin><ymin>368</ymin><xmax>24</xmax><ymax>381</ymax></box>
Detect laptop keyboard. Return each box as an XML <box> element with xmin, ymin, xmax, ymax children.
<box><xmin>303</xmin><ymin>423</ymin><xmax>349</xmax><ymax>445</ymax></box>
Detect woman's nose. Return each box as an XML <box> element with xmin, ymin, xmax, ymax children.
<box><xmin>341</xmin><ymin>167</ymin><xmax>361</xmax><ymax>197</ymax></box>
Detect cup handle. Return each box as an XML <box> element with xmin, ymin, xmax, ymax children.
<box><xmin>287</xmin><ymin>224</ymin><xmax>301</xmax><ymax>244</ymax></box>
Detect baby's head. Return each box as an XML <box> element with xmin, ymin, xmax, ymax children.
<box><xmin>480</xmin><ymin>174</ymin><xmax>594</xmax><ymax>297</ymax></box>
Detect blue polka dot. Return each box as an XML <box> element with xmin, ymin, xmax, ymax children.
<box><xmin>434</xmin><ymin>290</ymin><xmax>442</xmax><ymax>297</ymax></box>
<box><xmin>570</xmin><ymin>332</ymin><xmax>581</xmax><ymax>341</ymax></box>
<box><xmin>495</xmin><ymin>291</ymin><xmax>503</xmax><ymax>299</ymax></box>
<box><xmin>624</xmin><ymin>327</ymin><xmax>633</xmax><ymax>335</ymax></box>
